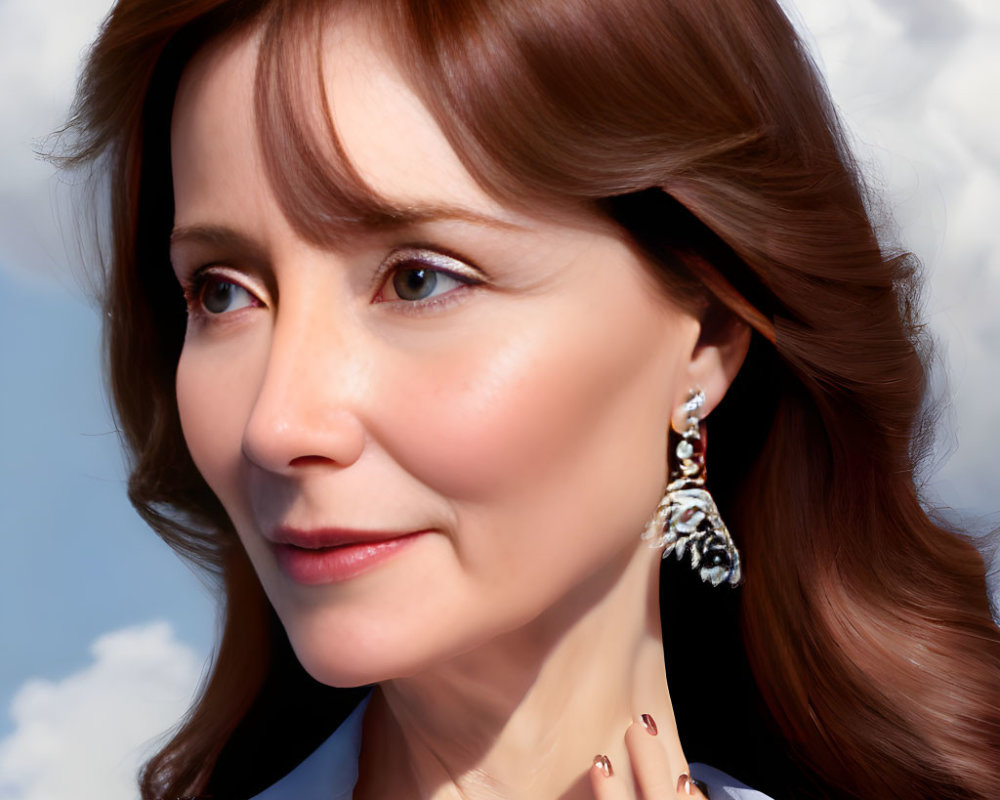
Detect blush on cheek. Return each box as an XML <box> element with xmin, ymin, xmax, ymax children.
<box><xmin>374</xmin><ymin>346</ymin><xmax>570</xmax><ymax>501</ymax></box>
<box><xmin>379</xmin><ymin>295</ymin><xmax>683</xmax><ymax>507</ymax></box>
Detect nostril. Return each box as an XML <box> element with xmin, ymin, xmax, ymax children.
<box><xmin>289</xmin><ymin>455</ymin><xmax>338</xmax><ymax>468</ymax></box>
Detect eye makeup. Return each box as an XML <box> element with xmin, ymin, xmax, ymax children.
<box><xmin>372</xmin><ymin>247</ymin><xmax>486</xmax><ymax>311</ymax></box>
<box><xmin>181</xmin><ymin>265</ymin><xmax>267</xmax><ymax>324</ymax></box>
<box><xmin>175</xmin><ymin>241</ymin><xmax>489</xmax><ymax>329</ymax></box>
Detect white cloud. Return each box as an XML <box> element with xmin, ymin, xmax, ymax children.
<box><xmin>785</xmin><ymin>0</ymin><xmax>1000</xmax><ymax>525</ymax></box>
<box><xmin>0</xmin><ymin>622</ymin><xmax>205</xmax><ymax>800</ymax></box>
<box><xmin>0</xmin><ymin>0</ymin><xmax>113</xmax><ymax>286</ymax></box>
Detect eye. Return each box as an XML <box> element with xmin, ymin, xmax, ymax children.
<box><xmin>375</xmin><ymin>248</ymin><xmax>482</xmax><ymax>305</ymax></box>
<box><xmin>385</xmin><ymin>266</ymin><xmax>464</xmax><ymax>301</ymax></box>
<box><xmin>186</xmin><ymin>270</ymin><xmax>261</xmax><ymax>316</ymax></box>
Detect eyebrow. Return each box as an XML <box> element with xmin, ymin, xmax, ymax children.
<box><xmin>169</xmin><ymin>203</ymin><xmax>527</xmax><ymax>254</ymax></box>
<box><xmin>169</xmin><ymin>224</ymin><xmax>269</xmax><ymax>265</ymax></box>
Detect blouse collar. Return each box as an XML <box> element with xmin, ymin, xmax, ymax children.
<box><xmin>248</xmin><ymin>689</ymin><xmax>374</xmax><ymax>800</ymax></box>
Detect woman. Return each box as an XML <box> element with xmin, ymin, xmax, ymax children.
<box><xmin>60</xmin><ymin>0</ymin><xmax>1000</xmax><ymax>798</ymax></box>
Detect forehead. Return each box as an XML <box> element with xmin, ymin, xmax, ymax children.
<box><xmin>322</xmin><ymin>17</ymin><xmax>510</xmax><ymax>215</ymax></box>
<box><xmin>170</xmin><ymin>14</ymin><xmax>516</xmax><ymax>234</ymax></box>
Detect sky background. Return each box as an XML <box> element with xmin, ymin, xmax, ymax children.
<box><xmin>1</xmin><ymin>1</ymin><xmax>998</xmax><ymax>798</ymax></box>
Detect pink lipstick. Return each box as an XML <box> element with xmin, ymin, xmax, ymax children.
<box><xmin>270</xmin><ymin>527</ymin><xmax>427</xmax><ymax>584</ymax></box>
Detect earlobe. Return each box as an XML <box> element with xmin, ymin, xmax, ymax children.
<box><xmin>676</xmin><ymin>317</ymin><xmax>751</xmax><ymax>423</ymax></box>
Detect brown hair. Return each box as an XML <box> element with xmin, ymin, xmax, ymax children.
<box><xmin>61</xmin><ymin>0</ymin><xmax>1000</xmax><ymax>798</ymax></box>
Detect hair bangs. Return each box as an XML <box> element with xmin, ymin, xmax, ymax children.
<box><xmin>253</xmin><ymin>0</ymin><xmax>403</xmax><ymax>247</ymax></box>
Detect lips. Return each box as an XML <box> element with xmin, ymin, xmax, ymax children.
<box><xmin>268</xmin><ymin>526</ymin><xmax>429</xmax><ymax>584</ymax></box>
<box><xmin>271</xmin><ymin>526</ymin><xmax>418</xmax><ymax>549</ymax></box>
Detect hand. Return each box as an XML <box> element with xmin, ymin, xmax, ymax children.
<box><xmin>588</xmin><ymin>714</ymin><xmax>708</xmax><ymax>799</ymax></box>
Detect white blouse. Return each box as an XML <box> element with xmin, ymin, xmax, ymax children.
<box><xmin>248</xmin><ymin>690</ymin><xmax>775</xmax><ymax>800</ymax></box>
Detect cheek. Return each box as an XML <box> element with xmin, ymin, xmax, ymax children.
<box><xmin>376</xmin><ymin>295</ymin><xmax>689</xmax><ymax>562</ymax></box>
<box><xmin>175</xmin><ymin>334</ymin><xmax>266</xmax><ymax>508</ymax></box>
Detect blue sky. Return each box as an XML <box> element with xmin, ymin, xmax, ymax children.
<box><xmin>0</xmin><ymin>268</ymin><xmax>215</xmax><ymax>727</ymax></box>
<box><xmin>1</xmin><ymin>0</ymin><xmax>998</xmax><ymax>797</ymax></box>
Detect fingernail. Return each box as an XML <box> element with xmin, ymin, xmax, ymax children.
<box><xmin>640</xmin><ymin>712</ymin><xmax>658</xmax><ymax>735</ymax></box>
<box><xmin>677</xmin><ymin>773</ymin><xmax>693</xmax><ymax>795</ymax></box>
<box><xmin>593</xmin><ymin>754</ymin><xmax>613</xmax><ymax>777</ymax></box>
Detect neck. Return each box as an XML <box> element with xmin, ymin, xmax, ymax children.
<box><xmin>355</xmin><ymin>542</ymin><xmax>685</xmax><ymax>800</ymax></box>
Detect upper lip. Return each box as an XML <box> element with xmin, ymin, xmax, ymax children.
<box><xmin>270</xmin><ymin>526</ymin><xmax>423</xmax><ymax>549</ymax></box>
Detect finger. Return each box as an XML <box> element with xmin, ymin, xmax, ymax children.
<box><xmin>587</xmin><ymin>754</ymin><xmax>708</xmax><ymax>800</ymax></box>
<box><xmin>624</xmin><ymin>718</ymin><xmax>678</xmax><ymax>799</ymax></box>
<box><xmin>589</xmin><ymin>754</ymin><xmax>629</xmax><ymax>800</ymax></box>
<box><xmin>675</xmin><ymin>773</ymin><xmax>710</xmax><ymax>799</ymax></box>
<box><xmin>623</xmin><ymin>715</ymin><xmax>708</xmax><ymax>800</ymax></box>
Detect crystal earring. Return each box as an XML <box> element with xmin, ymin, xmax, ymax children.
<box><xmin>641</xmin><ymin>389</ymin><xmax>742</xmax><ymax>587</ymax></box>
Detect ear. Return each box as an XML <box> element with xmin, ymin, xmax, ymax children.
<box><xmin>671</xmin><ymin>313</ymin><xmax>751</xmax><ymax>431</ymax></box>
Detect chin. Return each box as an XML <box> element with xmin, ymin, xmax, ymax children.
<box><xmin>287</xmin><ymin>636</ymin><xmax>394</xmax><ymax>687</ymax></box>
<box><xmin>281</xmin><ymin>616</ymin><xmax>443</xmax><ymax>688</ymax></box>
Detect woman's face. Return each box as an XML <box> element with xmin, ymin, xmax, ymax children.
<box><xmin>170</xmin><ymin>20</ymin><xmax>704</xmax><ymax>686</ymax></box>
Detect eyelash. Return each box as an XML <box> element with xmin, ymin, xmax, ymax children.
<box><xmin>371</xmin><ymin>247</ymin><xmax>484</xmax><ymax>311</ymax></box>
<box><xmin>181</xmin><ymin>247</ymin><xmax>484</xmax><ymax>322</ymax></box>
<box><xmin>182</xmin><ymin>268</ymin><xmax>262</xmax><ymax>324</ymax></box>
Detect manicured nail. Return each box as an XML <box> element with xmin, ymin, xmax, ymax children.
<box><xmin>640</xmin><ymin>712</ymin><xmax>658</xmax><ymax>735</ymax></box>
<box><xmin>677</xmin><ymin>773</ymin><xmax>694</xmax><ymax>795</ymax></box>
<box><xmin>593</xmin><ymin>754</ymin><xmax>613</xmax><ymax>777</ymax></box>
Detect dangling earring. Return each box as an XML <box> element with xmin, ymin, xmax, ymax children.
<box><xmin>641</xmin><ymin>389</ymin><xmax>742</xmax><ymax>587</ymax></box>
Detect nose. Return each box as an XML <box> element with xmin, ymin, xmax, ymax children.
<box><xmin>241</xmin><ymin>305</ymin><xmax>367</xmax><ymax>475</ymax></box>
